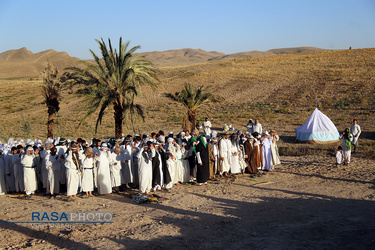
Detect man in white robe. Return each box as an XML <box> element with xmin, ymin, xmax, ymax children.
<box><xmin>253</xmin><ymin>119</ymin><xmax>263</xmax><ymax>135</ymax></box>
<box><xmin>261</xmin><ymin>131</ymin><xmax>273</xmax><ymax>171</ymax></box>
<box><xmin>81</xmin><ymin>147</ymin><xmax>95</xmax><ymax>197</ymax></box>
<box><xmin>21</xmin><ymin>146</ymin><xmax>37</xmax><ymax>197</ymax></box>
<box><xmin>39</xmin><ymin>142</ymin><xmax>53</xmax><ymax>193</ymax></box>
<box><xmin>219</xmin><ymin>133</ymin><xmax>231</xmax><ymax>177</ymax></box>
<box><xmin>96</xmin><ymin>143</ymin><xmax>112</xmax><ymax>195</ymax></box>
<box><xmin>110</xmin><ymin>146</ymin><xmax>123</xmax><ymax>190</ymax></box>
<box><xmin>65</xmin><ymin>143</ymin><xmax>83</xmax><ymax>199</ymax></box>
<box><xmin>350</xmin><ymin>119</ymin><xmax>361</xmax><ymax>153</ymax></box>
<box><xmin>121</xmin><ymin>138</ymin><xmax>133</xmax><ymax>187</ymax></box>
<box><xmin>137</xmin><ymin>143</ymin><xmax>154</xmax><ymax>194</ymax></box>
<box><xmin>230</xmin><ymin>134</ymin><xmax>241</xmax><ymax>174</ymax></box>
<box><xmin>202</xmin><ymin>117</ymin><xmax>212</xmax><ymax>137</ymax></box>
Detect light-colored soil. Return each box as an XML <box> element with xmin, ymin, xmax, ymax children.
<box><xmin>1</xmin><ymin>155</ymin><xmax>374</xmax><ymax>249</ymax></box>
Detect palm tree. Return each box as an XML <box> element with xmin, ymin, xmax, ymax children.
<box><xmin>164</xmin><ymin>83</ymin><xmax>212</xmax><ymax>132</ymax></box>
<box><xmin>66</xmin><ymin>37</ymin><xmax>158</xmax><ymax>138</ymax></box>
<box><xmin>41</xmin><ymin>62</ymin><xmax>63</xmax><ymax>138</ymax></box>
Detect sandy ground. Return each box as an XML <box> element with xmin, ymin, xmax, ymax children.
<box><xmin>0</xmin><ymin>155</ymin><xmax>374</xmax><ymax>250</ymax></box>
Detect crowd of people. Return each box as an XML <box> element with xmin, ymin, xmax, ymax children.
<box><xmin>0</xmin><ymin>118</ymin><xmax>283</xmax><ymax>200</ymax></box>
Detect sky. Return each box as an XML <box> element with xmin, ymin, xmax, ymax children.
<box><xmin>0</xmin><ymin>0</ymin><xmax>374</xmax><ymax>59</ymax></box>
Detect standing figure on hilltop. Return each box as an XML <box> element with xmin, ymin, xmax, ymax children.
<box><xmin>339</xmin><ymin>128</ymin><xmax>353</xmax><ymax>165</ymax></box>
<box><xmin>350</xmin><ymin>119</ymin><xmax>361</xmax><ymax>154</ymax></box>
<box><xmin>246</xmin><ymin>119</ymin><xmax>254</xmax><ymax>134</ymax></box>
<box><xmin>253</xmin><ymin>119</ymin><xmax>263</xmax><ymax>135</ymax></box>
<box><xmin>202</xmin><ymin>117</ymin><xmax>212</xmax><ymax>138</ymax></box>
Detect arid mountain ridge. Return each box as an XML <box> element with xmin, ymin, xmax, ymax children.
<box><xmin>0</xmin><ymin>46</ymin><xmax>324</xmax><ymax>78</ymax></box>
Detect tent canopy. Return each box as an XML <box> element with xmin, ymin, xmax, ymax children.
<box><xmin>295</xmin><ymin>108</ymin><xmax>340</xmax><ymax>144</ymax></box>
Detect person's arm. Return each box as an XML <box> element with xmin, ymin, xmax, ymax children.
<box><xmin>196</xmin><ymin>152</ymin><xmax>202</xmax><ymax>165</ymax></box>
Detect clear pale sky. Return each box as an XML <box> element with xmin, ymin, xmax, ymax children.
<box><xmin>0</xmin><ymin>0</ymin><xmax>374</xmax><ymax>59</ymax></box>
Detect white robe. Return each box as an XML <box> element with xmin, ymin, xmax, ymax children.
<box><xmin>261</xmin><ymin>137</ymin><xmax>272</xmax><ymax>170</ymax></box>
<box><xmin>21</xmin><ymin>154</ymin><xmax>37</xmax><ymax>195</ymax></box>
<box><xmin>270</xmin><ymin>135</ymin><xmax>281</xmax><ymax>166</ymax></box>
<box><xmin>350</xmin><ymin>124</ymin><xmax>361</xmax><ymax>147</ymax></box>
<box><xmin>175</xmin><ymin>147</ymin><xmax>184</xmax><ymax>183</ymax></box>
<box><xmin>110</xmin><ymin>152</ymin><xmax>122</xmax><ymax>187</ymax></box>
<box><xmin>81</xmin><ymin>157</ymin><xmax>95</xmax><ymax>192</ymax></box>
<box><xmin>253</xmin><ymin>123</ymin><xmax>263</xmax><ymax>135</ymax></box>
<box><xmin>230</xmin><ymin>143</ymin><xmax>241</xmax><ymax>174</ymax></box>
<box><xmin>166</xmin><ymin>158</ymin><xmax>176</xmax><ymax>189</ymax></box>
<box><xmin>65</xmin><ymin>151</ymin><xmax>82</xmax><ymax>196</ymax></box>
<box><xmin>137</xmin><ymin>148</ymin><xmax>154</xmax><ymax>193</ymax></box>
<box><xmin>202</xmin><ymin>120</ymin><xmax>212</xmax><ymax>136</ymax></box>
<box><xmin>336</xmin><ymin>151</ymin><xmax>343</xmax><ymax>165</ymax></box>
<box><xmin>219</xmin><ymin>139</ymin><xmax>231</xmax><ymax>173</ymax></box>
<box><xmin>96</xmin><ymin>151</ymin><xmax>112</xmax><ymax>194</ymax></box>
<box><xmin>121</xmin><ymin>144</ymin><xmax>133</xmax><ymax>184</ymax></box>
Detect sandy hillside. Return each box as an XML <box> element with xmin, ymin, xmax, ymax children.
<box><xmin>0</xmin><ymin>155</ymin><xmax>374</xmax><ymax>249</ymax></box>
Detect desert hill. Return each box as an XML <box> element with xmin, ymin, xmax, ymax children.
<box><xmin>0</xmin><ymin>48</ymin><xmax>80</xmax><ymax>78</ymax></box>
<box><xmin>0</xmin><ymin>46</ymin><xmax>324</xmax><ymax>77</ymax></box>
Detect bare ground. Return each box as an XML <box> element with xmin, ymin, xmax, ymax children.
<box><xmin>0</xmin><ymin>155</ymin><xmax>374</xmax><ymax>249</ymax></box>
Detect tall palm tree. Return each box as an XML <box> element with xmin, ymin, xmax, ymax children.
<box><xmin>41</xmin><ymin>61</ymin><xmax>63</xmax><ymax>138</ymax></box>
<box><xmin>66</xmin><ymin>37</ymin><xmax>158</xmax><ymax>138</ymax></box>
<box><xmin>165</xmin><ymin>83</ymin><xmax>212</xmax><ymax>132</ymax></box>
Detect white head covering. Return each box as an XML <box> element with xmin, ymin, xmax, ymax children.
<box><xmin>167</xmin><ymin>137</ymin><xmax>174</xmax><ymax>143</ymax></box>
<box><xmin>264</xmin><ymin>131</ymin><xmax>269</xmax><ymax>135</ymax></box>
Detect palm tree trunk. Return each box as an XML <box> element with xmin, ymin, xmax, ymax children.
<box><xmin>187</xmin><ymin>109</ymin><xmax>197</xmax><ymax>132</ymax></box>
<box><xmin>114</xmin><ymin>104</ymin><xmax>124</xmax><ymax>139</ymax></box>
<box><xmin>47</xmin><ymin>109</ymin><xmax>54</xmax><ymax>138</ymax></box>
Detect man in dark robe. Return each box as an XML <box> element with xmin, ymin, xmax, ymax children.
<box><xmin>152</xmin><ymin>142</ymin><xmax>171</xmax><ymax>189</ymax></box>
<box><xmin>195</xmin><ymin>135</ymin><xmax>210</xmax><ymax>185</ymax></box>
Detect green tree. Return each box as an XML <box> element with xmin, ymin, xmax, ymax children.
<box><xmin>41</xmin><ymin>61</ymin><xmax>64</xmax><ymax>138</ymax></box>
<box><xmin>66</xmin><ymin>37</ymin><xmax>158</xmax><ymax>138</ymax></box>
<box><xmin>164</xmin><ymin>83</ymin><xmax>212</xmax><ymax>131</ymax></box>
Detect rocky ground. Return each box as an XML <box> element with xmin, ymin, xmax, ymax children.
<box><xmin>0</xmin><ymin>155</ymin><xmax>374</xmax><ymax>250</ymax></box>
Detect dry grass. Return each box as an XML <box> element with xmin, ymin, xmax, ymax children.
<box><xmin>0</xmin><ymin>48</ymin><xmax>374</xmax><ymax>159</ymax></box>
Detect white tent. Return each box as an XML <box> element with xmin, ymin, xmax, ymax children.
<box><xmin>295</xmin><ymin>108</ymin><xmax>340</xmax><ymax>144</ymax></box>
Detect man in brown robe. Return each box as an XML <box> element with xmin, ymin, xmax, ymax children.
<box><xmin>208</xmin><ymin>138</ymin><xmax>219</xmax><ymax>180</ymax></box>
<box><xmin>244</xmin><ymin>134</ymin><xmax>263</xmax><ymax>178</ymax></box>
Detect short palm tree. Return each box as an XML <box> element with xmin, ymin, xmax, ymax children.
<box><xmin>66</xmin><ymin>37</ymin><xmax>158</xmax><ymax>138</ymax></box>
<box><xmin>164</xmin><ymin>83</ymin><xmax>212</xmax><ymax>132</ymax></box>
<box><xmin>41</xmin><ymin>61</ymin><xmax>63</xmax><ymax>138</ymax></box>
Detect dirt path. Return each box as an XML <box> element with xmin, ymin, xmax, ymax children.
<box><xmin>1</xmin><ymin>155</ymin><xmax>374</xmax><ymax>249</ymax></box>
